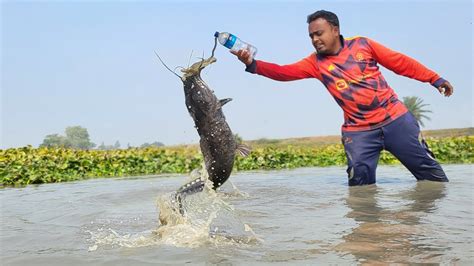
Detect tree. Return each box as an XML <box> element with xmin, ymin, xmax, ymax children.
<box><xmin>65</xmin><ymin>126</ymin><xmax>96</xmax><ymax>149</ymax></box>
<box><xmin>402</xmin><ymin>96</ymin><xmax>432</xmax><ymax>127</ymax></box>
<box><xmin>140</xmin><ymin>141</ymin><xmax>164</xmax><ymax>148</ymax></box>
<box><xmin>40</xmin><ymin>126</ymin><xmax>95</xmax><ymax>149</ymax></box>
<box><xmin>40</xmin><ymin>134</ymin><xmax>69</xmax><ymax>148</ymax></box>
<box><xmin>96</xmin><ymin>140</ymin><xmax>123</xmax><ymax>150</ymax></box>
<box><xmin>98</xmin><ymin>142</ymin><xmax>107</xmax><ymax>150</ymax></box>
<box><xmin>151</xmin><ymin>141</ymin><xmax>164</xmax><ymax>147</ymax></box>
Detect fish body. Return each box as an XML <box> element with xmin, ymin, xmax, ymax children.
<box><xmin>181</xmin><ymin>60</ymin><xmax>237</xmax><ymax>191</ymax></box>
<box><xmin>156</xmin><ymin>50</ymin><xmax>249</xmax><ymax>200</ymax></box>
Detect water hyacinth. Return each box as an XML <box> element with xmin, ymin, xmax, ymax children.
<box><xmin>0</xmin><ymin>136</ymin><xmax>472</xmax><ymax>186</ymax></box>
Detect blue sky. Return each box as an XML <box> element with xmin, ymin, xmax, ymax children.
<box><xmin>1</xmin><ymin>0</ymin><xmax>472</xmax><ymax>149</ymax></box>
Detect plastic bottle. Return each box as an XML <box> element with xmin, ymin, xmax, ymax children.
<box><xmin>214</xmin><ymin>31</ymin><xmax>257</xmax><ymax>58</ymax></box>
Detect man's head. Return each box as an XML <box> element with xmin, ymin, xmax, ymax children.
<box><xmin>307</xmin><ymin>10</ymin><xmax>341</xmax><ymax>55</ymax></box>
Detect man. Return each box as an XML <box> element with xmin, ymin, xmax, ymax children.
<box><xmin>231</xmin><ymin>10</ymin><xmax>453</xmax><ymax>186</ymax></box>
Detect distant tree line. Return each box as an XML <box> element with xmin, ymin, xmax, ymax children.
<box><xmin>41</xmin><ymin>126</ymin><xmax>96</xmax><ymax>149</ymax></box>
<box><xmin>97</xmin><ymin>140</ymin><xmax>121</xmax><ymax>150</ymax></box>
<box><xmin>40</xmin><ymin>126</ymin><xmax>164</xmax><ymax>150</ymax></box>
<box><xmin>140</xmin><ymin>142</ymin><xmax>164</xmax><ymax>148</ymax></box>
<box><xmin>38</xmin><ymin>101</ymin><xmax>426</xmax><ymax>151</ymax></box>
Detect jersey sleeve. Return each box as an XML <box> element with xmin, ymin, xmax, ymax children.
<box><xmin>367</xmin><ymin>38</ymin><xmax>445</xmax><ymax>87</ymax></box>
<box><xmin>246</xmin><ymin>53</ymin><xmax>321</xmax><ymax>81</ymax></box>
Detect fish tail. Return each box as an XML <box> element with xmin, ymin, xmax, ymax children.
<box><xmin>176</xmin><ymin>177</ymin><xmax>206</xmax><ymax>195</ymax></box>
<box><xmin>174</xmin><ymin>177</ymin><xmax>206</xmax><ymax>215</ymax></box>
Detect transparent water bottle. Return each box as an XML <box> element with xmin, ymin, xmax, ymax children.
<box><xmin>214</xmin><ymin>31</ymin><xmax>257</xmax><ymax>58</ymax></box>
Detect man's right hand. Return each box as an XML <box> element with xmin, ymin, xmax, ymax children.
<box><xmin>230</xmin><ymin>49</ymin><xmax>253</xmax><ymax>66</ymax></box>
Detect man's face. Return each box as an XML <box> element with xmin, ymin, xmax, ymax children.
<box><xmin>308</xmin><ymin>18</ymin><xmax>340</xmax><ymax>55</ymax></box>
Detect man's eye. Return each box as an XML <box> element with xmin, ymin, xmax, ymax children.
<box><xmin>310</xmin><ymin>32</ymin><xmax>322</xmax><ymax>38</ymax></box>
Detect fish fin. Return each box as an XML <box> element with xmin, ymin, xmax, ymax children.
<box><xmin>236</xmin><ymin>144</ymin><xmax>251</xmax><ymax>157</ymax></box>
<box><xmin>219</xmin><ymin>98</ymin><xmax>232</xmax><ymax>107</ymax></box>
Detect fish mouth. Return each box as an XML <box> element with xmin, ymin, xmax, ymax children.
<box><xmin>181</xmin><ymin>57</ymin><xmax>217</xmax><ymax>79</ymax></box>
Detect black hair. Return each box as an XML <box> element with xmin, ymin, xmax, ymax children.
<box><xmin>307</xmin><ymin>10</ymin><xmax>339</xmax><ymax>28</ymax></box>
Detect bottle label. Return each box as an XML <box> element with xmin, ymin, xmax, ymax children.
<box><xmin>224</xmin><ymin>34</ymin><xmax>237</xmax><ymax>49</ymax></box>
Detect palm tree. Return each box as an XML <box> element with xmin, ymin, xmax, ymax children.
<box><xmin>402</xmin><ymin>96</ymin><xmax>432</xmax><ymax>127</ymax></box>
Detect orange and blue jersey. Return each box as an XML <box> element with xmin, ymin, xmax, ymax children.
<box><xmin>245</xmin><ymin>36</ymin><xmax>446</xmax><ymax>132</ymax></box>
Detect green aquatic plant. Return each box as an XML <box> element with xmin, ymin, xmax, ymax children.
<box><xmin>1</xmin><ymin>136</ymin><xmax>472</xmax><ymax>186</ymax></box>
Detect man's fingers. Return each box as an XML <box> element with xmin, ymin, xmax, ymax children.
<box><xmin>230</xmin><ymin>49</ymin><xmax>246</xmax><ymax>58</ymax></box>
<box><xmin>438</xmin><ymin>82</ymin><xmax>454</xmax><ymax>97</ymax></box>
<box><xmin>446</xmin><ymin>82</ymin><xmax>454</xmax><ymax>97</ymax></box>
<box><xmin>445</xmin><ymin>86</ymin><xmax>453</xmax><ymax>97</ymax></box>
<box><xmin>229</xmin><ymin>49</ymin><xmax>253</xmax><ymax>65</ymax></box>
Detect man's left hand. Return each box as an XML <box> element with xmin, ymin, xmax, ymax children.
<box><xmin>437</xmin><ymin>81</ymin><xmax>453</xmax><ymax>97</ymax></box>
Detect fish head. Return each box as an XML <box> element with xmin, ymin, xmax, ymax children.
<box><xmin>182</xmin><ymin>57</ymin><xmax>220</xmax><ymax>117</ymax></box>
<box><xmin>181</xmin><ymin>57</ymin><xmax>216</xmax><ymax>80</ymax></box>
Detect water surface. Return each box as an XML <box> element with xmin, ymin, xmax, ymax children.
<box><xmin>1</xmin><ymin>165</ymin><xmax>473</xmax><ymax>265</ymax></box>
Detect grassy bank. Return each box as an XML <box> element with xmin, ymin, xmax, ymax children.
<box><xmin>1</xmin><ymin>136</ymin><xmax>472</xmax><ymax>186</ymax></box>
<box><xmin>243</xmin><ymin>127</ymin><xmax>474</xmax><ymax>148</ymax></box>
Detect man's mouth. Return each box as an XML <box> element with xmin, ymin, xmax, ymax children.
<box><xmin>316</xmin><ymin>44</ymin><xmax>324</xmax><ymax>50</ymax></box>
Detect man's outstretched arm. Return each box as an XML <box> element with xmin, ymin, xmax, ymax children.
<box><xmin>231</xmin><ymin>49</ymin><xmax>321</xmax><ymax>81</ymax></box>
<box><xmin>367</xmin><ymin>38</ymin><xmax>453</xmax><ymax>97</ymax></box>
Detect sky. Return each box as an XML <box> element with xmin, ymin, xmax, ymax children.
<box><xmin>1</xmin><ymin>0</ymin><xmax>473</xmax><ymax>149</ymax></box>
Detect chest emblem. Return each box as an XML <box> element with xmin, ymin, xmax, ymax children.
<box><xmin>336</xmin><ymin>79</ymin><xmax>349</xmax><ymax>91</ymax></box>
<box><xmin>355</xmin><ymin>51</ymin><xmax>365</xmax><ymax>61</ymax></box>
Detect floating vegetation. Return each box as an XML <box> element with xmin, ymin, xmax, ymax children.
<box><xmin>1</xmin><ymin>136</ymin><xmax>472</xmax><ymax>186</ymax></box>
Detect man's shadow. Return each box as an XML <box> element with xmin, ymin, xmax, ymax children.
<box><xmin>335</xmin><ymin>181</ymin><xmax>447</xmax><ymax>264</ymax></box>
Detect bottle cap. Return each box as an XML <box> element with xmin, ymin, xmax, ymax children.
<box><xmin>214</xmin><ymin>31</ymin><xmax>219</xmax><ymax>38</ymax></box>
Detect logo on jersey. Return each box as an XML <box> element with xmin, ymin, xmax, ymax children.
<box><xmin>355</xmin><ymin>51</ymin><xmax>364</xmax><ymax>61</ymax></box>
<box><xmin>336</xmin><ymin>79</ymin><xmax>349</xmax><ymax>90</ymax></box>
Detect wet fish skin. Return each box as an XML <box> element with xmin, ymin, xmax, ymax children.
<box><xmin>179</xmin><ymin>57</ymin><xmax>237</xmax><ymax>192</ymax></box>
<box><xmin>156</xmin><ymin>51</ymin><xmax>249</xmax><ymax>209</ymax></box>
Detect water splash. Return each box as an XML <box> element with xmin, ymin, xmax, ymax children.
<box><xmin>87</xmin><ymin>227</ymin><xmax>159</xmax><ymax>251</ymax></box>
<box><xmin>155</xmin><ymin>167</ymin><xmax>260</xmax><ymax>248</ymax></box>
<box><xmin>86</xmin><ymin>166</ymin><xmax>260</xmax><ymax>251</ymax></box>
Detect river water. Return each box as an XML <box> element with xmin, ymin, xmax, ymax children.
<box><xmin>1</xmin><ymin>165</ymin><xmax>473</xmax><ymax>265</ymax></box>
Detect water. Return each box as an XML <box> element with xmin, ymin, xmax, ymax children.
<box><xmin>1</xmin><ymin>165</ymin><xmax>473</xmax><ymax>265</ymax></box>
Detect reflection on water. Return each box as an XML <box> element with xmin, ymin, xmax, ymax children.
<box><xmin>1</xmin><ymin>165</ymin><xmax>472</xmax><ymax>265</ymax></box>
<box><xmin>337</xmin><ymin>182</ymin><xmax>449</xmax><ymax>264</ymax></box>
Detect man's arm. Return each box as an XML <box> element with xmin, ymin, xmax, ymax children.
<box><xmin>231</xmin><ymin>50</ymin><xmax>321</xmax><ymax>81</ymax></box>
<box><xmin>367</xmin><ymin>38</ymin><xmax>453</xmax><ymax>97</ymax></box>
